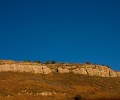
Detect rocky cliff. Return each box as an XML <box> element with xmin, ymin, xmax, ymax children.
<box><xmin>0</xmin><ymin>60</ymin><xmax>51</xmax><ymax>74</ymax></box>
<box><xmin>0</xmin><ymin>60</ymin><xmax>120</xmax><ymax>77</ymax></box>
<box><xmin>56</xmin><ymin>64</ymin><xmax>120</xmax><ymax>77</ymax></box>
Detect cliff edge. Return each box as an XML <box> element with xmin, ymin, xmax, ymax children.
<box><xmin>0</xmin><ymin>60</ymin><xmax>120</xmax><ymax>77</ymax></box>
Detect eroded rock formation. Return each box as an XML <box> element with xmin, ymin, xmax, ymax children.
<box><xmin>0</xmin><ymin>60</ymin><xmax>51</xmax><ymax>74</ymax></box>
<box><xmin>56</xmin><ymin>64</ymin><xmax>120</xmax><ymax>77</ymax></box>
<box><xmin>0</xmin><ymin>60</ymin><xmax>120</xmax><ymax>77</ymax></box>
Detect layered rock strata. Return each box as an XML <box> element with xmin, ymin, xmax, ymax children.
<box><xmin>0</xmin><ymin>62</ymin><xmax>51</xmax><ymax>74</ymax></box>
<box><xmin>57</xmin><ymin>64</ymin><xmax>120</xmax><ymax>77</ymax></box>
<box><xmin>0</xmin><ymin>60</ymin><xmax>120</xmax><ymax>77</ymax></box>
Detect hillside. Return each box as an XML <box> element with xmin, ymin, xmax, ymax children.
<box><xmin>0</xmin><ymin>60</ymin><xmax>120</xmax><ymax>100</ymax></box>
<box><xmin>0</xmin><ymin>60</ymin><xmax>120</xmax><ymax>77</ymax></box>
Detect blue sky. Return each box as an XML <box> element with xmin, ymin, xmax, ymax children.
<box><xmin>0</xmin><ymin>0</ymin><xmax>120</xmax><ymax>71</ymax></box>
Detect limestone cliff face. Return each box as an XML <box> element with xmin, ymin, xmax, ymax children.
<box><xmin>57</xmin><ymin>64</ymin><xmax>119</xmax><ymax>77</ymax></box>
<box><xmin>0</xmin><ymin>61</ymin><xmax>51</xmax><ymax>74</ymax></box>
<box><xmin>0</xmin><ymin>60</ymin><xmax>120</xmax><ymax>77</ymax></box>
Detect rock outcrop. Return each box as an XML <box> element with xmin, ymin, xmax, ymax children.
<box><xmin>55</xmin><ymin>64</ymin><xmax>120</xmax><ymax>77</ymax></box>
<box><xmin>0</xmin><ymin>60</ymin><xmax>120</xmax><ymax>77</ymax></box>
<box><xmin>0</xmin><ymin>61</ymin><xmax>51</xmax><ymax>74</ymax></box>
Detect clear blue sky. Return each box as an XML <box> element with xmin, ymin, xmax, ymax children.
<box><xmin>0</xmin><ymin>0</ymin><xmax>120</xmax><ymax>71</ymax></box>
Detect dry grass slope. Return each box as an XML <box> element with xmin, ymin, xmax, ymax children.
<box><xmin>0</xmin><ymin>72</ymin><xmax>120</xmax><ymax>100</ymax></box>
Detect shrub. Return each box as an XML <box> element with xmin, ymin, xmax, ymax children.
<box><xmin>106</xmin><ymin>65</ymin><xmax>111</xmax><ymax>69</ymax></box>
<box><xmin>86</xmin><ymin>61</ymin><xmax>91</xmax><ymax>64</ymax></box>
<box><xmin>74</xmin><ymin>94</ymin><xmax>82</xmax><ymax>100</ymax></box>
<box><xmin>23</xmin><ymin>60</ymin><xmax>31</xmax><ymax>62</ymax></box>
<box><xmin>34</xmin><ymin>60</ymin><xmax>41</xmax><ymax>63</ymax></box>
<box><xmin>51</xmin><ymin>60</ymin><xmax>56</xmax><ymax>64</ymax></box>
<box><xmin>46</xmin><ymin>60</ymin><xmax>50</xmax><ymax>64</ymax></box>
